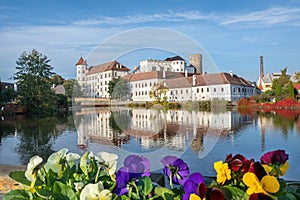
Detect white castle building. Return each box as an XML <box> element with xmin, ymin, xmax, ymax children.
<box><xmin>76</xmin><ymin>54</ymin><xmax>258</xmax><ymax>102</ymax></box>
<box><xmin>76</xmin><ymin>57</ymin><xmax>130</xmax><ymax>98</ymax></box>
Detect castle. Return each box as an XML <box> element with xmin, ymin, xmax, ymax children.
<box><xmin>76</xmin><ymin>54</ymin><xmax>259</xmax><ymax>102</ymax></box>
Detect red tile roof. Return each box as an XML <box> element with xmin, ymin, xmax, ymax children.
<box><xmin>86</xmin><ymin>61</ymin><xmax>129</xmax><ymax>75</ymax></box>
<box><xmin>294</xmin><ymin>84</ymin><xmax>300</xmax><ymax>90</ymax></box>
<box><xmin>122</xmin><ymin>71</ymin><xmax>184</xmax><ymax>82</ymax></box>
<box><xmin>76</xmin><ymin>56</ymin><xmax>87</xmax><ymax>66</ymax></box>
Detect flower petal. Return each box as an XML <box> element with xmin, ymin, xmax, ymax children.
<box><xmin>260</xmin><ymin>175</ymin><xmax>280</xmax><ymax>194</ymax></box>
<box><xmin>189</xmin><ymin>193</ymin><xmax>201</xmax><ymax>200</ymax></box>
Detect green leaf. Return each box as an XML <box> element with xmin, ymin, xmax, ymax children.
<box><xmin>80</xmin><ymin>151</ymin><xmax>89</xmax><ymax>177</ymax></box>
<box><xmin>9</xmin><ymin>171</ymin><xmax>31</xmax><ymax>186</ymax></box>
<box><xmin>222</xmin><ymin>186</ymin><xmax>248</xmax><ymax>200</ymax></box>
<box><xmin>154</xmin><ymin>187</ymin><xmax>174</xmax><ymax>200</ymax></box>
<box><xmin>138</xmin><ymin>176</ymin><xmax>153</xmax><ymax>196</ymax></box>
<box><xmin>52</xmin><ymin>181</ymin><xmax>78</xmax><ymax>200</ymax></box>
<box><xmin>3</xmin><ymin>189</ymin><xmax>32</xmax><ymax>200</ymax></box>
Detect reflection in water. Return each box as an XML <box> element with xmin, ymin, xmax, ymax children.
<box><xmin>0</xmin><ymin>108</ymin><xmax>299</xmax><ymax>179</ymax></box>
<box><xmin>0</xmin><ymin>115</ymin><xmax>76</xmax><ymax>165</ymax></box>
<box><xmin>76</xmin><ymin>107</ymin><xmax>252</xmax><ymax>153</ymax></box>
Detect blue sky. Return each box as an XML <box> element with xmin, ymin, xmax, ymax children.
<box><xmin>0</xmin><ymin>0</ymin><xmax>300</xmax><ymax>82</ymax></box>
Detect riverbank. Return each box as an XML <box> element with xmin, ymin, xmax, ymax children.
<box><xmin>0</xmin><ymin>164</ymin><xmax>26</xmax><ymax>196</ymax></box>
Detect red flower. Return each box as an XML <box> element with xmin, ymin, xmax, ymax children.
<box><xmin>260</xmin><ymin>149</ymin><xmax>289</xmax><ymax>165</ymax></box>
<box><xmin>225</xmin><ymin>154</ymin><xmax>253</xmax><ymax>173</ymax></box>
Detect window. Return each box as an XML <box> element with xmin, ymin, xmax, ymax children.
<box><xmin>197</xmin><ymin>88</ymin><xmax>199</xmax><ymax>93</ymax></box>
<box><xmin>186</xmin><ymin>89</ymin><xmax>188</xmax><ymax>94</ymax></box>
<box><xmin>221</xmin><ymin>88</ymin><xmax>224</xmax><ymax>92</ymax></box>
<box><xmin>201</xmin><ymin>88</ymin><xmax>204</xmax><ymax>93</ymax></box>
<box><xmin>207</xmin><ymin>88</ymin><xmax>209</xmax><ymax>92</ymax></box>
<box><xmin>214</xmin><ymin>88</ymin><xmax>216</xmax><ymax>92</ymax></box>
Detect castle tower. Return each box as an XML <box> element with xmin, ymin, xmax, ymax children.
<box><xmin>76</xmin><ymin>56</ymin><xmax>88</xmax><ymax>92</ymax></box>
<box><xmin>189</xmin><ymin>54</ymin><xmax>202</xmax><ymax>74</ymax></box>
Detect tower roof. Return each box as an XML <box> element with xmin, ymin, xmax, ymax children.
<box><xmin>76</xmin><ymin>56</ymin><xmax>87</xmax><ymax>66</ymax></box>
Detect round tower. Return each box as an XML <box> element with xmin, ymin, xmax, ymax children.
<box><xmin>189</xmin><ymin>54</ymin><xmax>202</xmax><ymax>74</ymax></box>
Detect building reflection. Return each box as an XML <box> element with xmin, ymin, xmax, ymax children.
<box><xmin>75</xmin><ymin>107</ymin><xmax>252</xmax><ymax>152</ymax></box>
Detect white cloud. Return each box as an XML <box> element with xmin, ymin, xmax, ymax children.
<box><xmin>219</xmin><ymin>7</ymin><xmax>300</xmax><ymax>27</ymax></box>
<box><xmin>72</xmin><ymin>7</ymin><xmax>300</xmax><ymax>28</ymax></box>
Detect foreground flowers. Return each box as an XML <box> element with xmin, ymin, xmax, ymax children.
<box><xmin>4</xmin><ymin>149</ymin><xmax>300</xmax><ymax>200</ymax></box>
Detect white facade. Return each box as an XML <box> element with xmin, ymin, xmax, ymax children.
<box><xmin>76</xmin><ymin>107</ymin><xmax>251</xmax><ymax>149</ymax></box>
<box><xmin>76</xmin><ymin>57</ymin><xmax>129</xmax><ymax>98</ymax></box>
<box><xmin>138</xmin><ymin>57</ymin><xmax>185</xmax><ymax>73</ymax></box>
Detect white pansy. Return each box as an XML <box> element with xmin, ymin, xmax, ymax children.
<box><xmin>98</xmin><ymin>189</ymin><xmax>113</xmax><ymax>200</ymax></box>
<box><xmin>25</xmin><ymin>155</ymin><xmax>43</xmax><ymax>182</ymax></box>
<box><xmin>74</xmin><ymin>182</ymin><xmax>84</xmax><ymax>192</ymax></box>
<box><xmin>80</xmin><ymin>182</ymin><xmax>112</xmax><ymax>200</ymax></box>
<box><xmin>44</xmin><ymin>148</ymin><xmax>68</xmax><ymax>173</ymax></box>
<box><xmin>96</xmin><ymin>152</ymin><xmax>118</xmax><ymax>176</ymax></box>
<box><xmin>66</xmin><ymin>153</ymin><xmax>81</xmax><ymax>167</ymax></box>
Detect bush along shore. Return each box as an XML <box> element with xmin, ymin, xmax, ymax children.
<box><xmin>3</xmin><ymin>148</ymin><xmax>300</xmax><ymax>200</ymax></box>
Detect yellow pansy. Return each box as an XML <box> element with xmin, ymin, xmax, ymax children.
<box><xmin>189</xmin><ymin>193</ymin><xmax>203</xmax><ymax>200</ymax></box>
<box><xmin>243</xmin><ymin>172</ymin><xmax>280</xmax><ymax>196</ymax></box>
<box><xmin>214</xmin><ymin>161</ymin><xmax>231</xmax><ymax>185</ymax></box>
<box><xmin>263</xmin><ymin>161</ymin><xmax>289</xmax><ymax>177</ymax></box>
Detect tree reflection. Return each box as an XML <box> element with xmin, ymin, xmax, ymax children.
<box><xmin>1</xmin><ymin>114</ymin><xmax>75</xmax><ymax>165</ymax></box>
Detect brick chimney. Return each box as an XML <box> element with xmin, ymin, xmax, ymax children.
<box><xmin>260</xmin><ymin>56</ymin><xmax>264</xmax><ymax>80</ymax></box>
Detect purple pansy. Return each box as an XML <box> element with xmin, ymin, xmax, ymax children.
<box><xmin>182</xmin><ymin>172</ymin><xmax>204</xmax><ymax>200</ymax></box>
<box><xmin>161</xmin><ymin>156</ymin><xmax>190</xmax><ymax>186</ymax></box>
<box><xmin>114</xmin><ymin>154</ymin><xmax>150</xmax><ymax>196</ymax></box>
<box><xmin>260</xmin><ymin>149</ymin><xmax>289</xmax><ymax>165</ymax></box>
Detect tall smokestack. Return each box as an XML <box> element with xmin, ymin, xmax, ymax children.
<box><xmin>260</xmin><ymin>56</ymin><xmax>264</xmax><ymax>80</ymax></box>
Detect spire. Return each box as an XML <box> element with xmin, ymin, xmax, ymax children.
<box><xmin>260</xmin><ymin>56</ymin><xmax>264</xmax><ymax>80</ymax></box>
<box><xmin>76</xmin><ymin>56</ymin><xmax>87</xmax><ymax>66</ymax></box>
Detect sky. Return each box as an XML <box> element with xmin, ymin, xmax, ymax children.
<box><xmin>0</xmin><ymin>0</ymin><xmax>300</xmax><ymax>82</ymax></box>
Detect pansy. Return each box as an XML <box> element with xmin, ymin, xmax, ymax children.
<box><xmin>96</xmin><ymin>151</ymin><xmax>118</xmax><ymax>176</ymax></box>
<box><xmin>214</xmin><ymin>160</ymin><xmax>231</xmax><ymax>185</ymax></box>
<box><xmin>260</xmin><ymin>149</ymin><xmax>289</xmax><ymax>177</ymax></box>
<box><xmin>225</xmin><ymin>153</ymin><xmax>253</xmax><ymax>173</ymax></box>
<box><xmin>243</xmin><ymin>172</ymin><xmax>280</xmax><ymax>196</ymax></box>
<box><xmin>182</xmin><ymin>172</ymin><xmax>204</xmax><ymax>200</ymax></box>
<box><xmin>44</xmin><ymin>148</ymin><xmax>68</xmax><ymax>174</ymax></box>
<box><xmin>263</xmin><ymin>161</ymin><xmax>289</xmax><ymax>177</ymax></box>
<box><xmin>260</xmin><ymin>149</ymin><xmax>289</xmax><ymax>165</ymax></box>
<box><xmin>184</xmin><ymin>182</ymin><xmax>225</xmax><ymax>200</ymax></box>
<box><xmin>80</xmin><ymin>182</ymin><xmax>112</xmax><ymax>200</ymax></box>
<box><xmin>161</xmin><ymin>156</ymin><xmax>190</xmax><ymax>187</ymax></box>
<box><xmin>114</xmin><ymin>154</ymin><xmax>150</xmax><ymax>196</ymax></box>
<box><xmin>24</xmin><ymin>155</ymin><xmax>43</xmax><ymax>193</ymax></box>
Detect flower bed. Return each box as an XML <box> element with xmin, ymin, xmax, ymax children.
<box><xmin>3</xmin><ymin>149</ymin><xmax>300</xmax><ymax>200</ymax></box>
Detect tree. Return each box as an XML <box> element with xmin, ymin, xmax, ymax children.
<box><xmin>63</xmin><ymin>79</ymin><xmax>82</xmax><ymax>99</ymax></box>
<box><xmin>108</xmin><ymin>77</ymin><xmax>130</xmax><ymax>100</ymax></box>
<box><xmin>14</xmin><ymin>49</ymin><xmax>56</xmax><ymax>114</ymax></box>
<box><xmin>50</xmin><ymin>74</ymin><xmax>64</xmax><ymax>87</ymax></box>
<box><xmin>288</xmin><ymin>81</ymin><xmax>295</xmax><ymax>98</ymax></box>
<box><xmin>149</xmin><ymin>83</ymin><xmax>169</xmax><ymax>103</ymax></box>
<box><xmin>295</xmin><ymin>71</ymin><xmax>300</xmax><ymax>83</ymax></box>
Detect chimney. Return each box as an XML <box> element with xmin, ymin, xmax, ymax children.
<box><xmin>192</xmin><ymin>75</ymin><xmax>196</xmax><ymax>86</ymax></box>
<box><xmin>163</xmin><ymin>70</ymin><xmax>166</xmax><ymax>79</ymax></box>
<box><xmin>185</xmin><ymin>70</ymin><xmax>188</xmax><ymax>77</ymax></box>
<box><xmin>260</xmin><ymin>56</ymin><xmax>264</xmax><ymax>80</ymax></box>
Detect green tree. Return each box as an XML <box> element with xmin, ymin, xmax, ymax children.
<box><xmin>288</xmin><ymin>81</ymin><xmax>295</xmax><ymax>98</ymax></box>
<box><xmin>295</xmin><ymin>71</ymin><xmax>300</xmax><ymax>83</ymax></box>
<box><xmin>108</xmin><ymin>77</ymin><xmax>130</xmax><ymax>100</ymax></box>
<box><xmin>63</xmin><ymin>79</ymin><xmax>82</xmax><ymax>101</ymax></box>
<box><xmin>149</xmin><ymin>83</ymin><xmax>169</xmax><ymax>104</ymax></box>
<box><xmin>50</xmin><ymin>74</ymin><xmax>65</xmax><ymax>87</ymax></box>
<box><xmin>14</xmin><ymin>49</ymin><xmax>56</xmax><ymax>114</ymax></box>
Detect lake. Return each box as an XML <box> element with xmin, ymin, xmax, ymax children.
<box><xmin>0</xmin><ymin>106</ymin><xmax>300</xmax><ymax>181</ymax></box>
